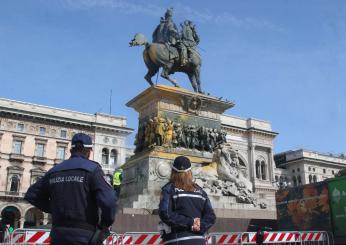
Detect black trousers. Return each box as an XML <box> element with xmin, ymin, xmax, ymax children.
<box><xmin>114</xmin><ymin>185</ymin><xmax>121</xmax><ymax>197</ymax></box>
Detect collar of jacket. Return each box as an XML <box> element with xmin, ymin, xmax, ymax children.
<box><xmin>70</xmin><ymin>153</ymin><xmax>87</xmax><ymax>159</ymax></box>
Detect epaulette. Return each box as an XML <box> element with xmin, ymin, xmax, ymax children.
<box><xmin>161</xmin><ymin>182</ymin><xmax>173</xmax><ymax>191</ymax></box>
<box><xmin>89</xmin><ymin>160</ymin><xmax>101</xmax><ymax>167</ymax></box>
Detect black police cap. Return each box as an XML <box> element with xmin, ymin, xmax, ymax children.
<box><xmin>172</xmin><ymin>156</ymin><xmax>191</xmax><ymax>172</ymax></box>
<box><xmin>71</xmin><ymin>133</ymin><xmax>93</xmax><ymax>148</ymax></box>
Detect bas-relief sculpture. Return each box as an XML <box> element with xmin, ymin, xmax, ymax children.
<box><xmin>134</xmin><ymin>116</ymin><xmax>264</xmax><ymax>207</ymax></box>
<box><xmin>129</xmin><ymin>8</ymin><xmax>203</xmax><ymax>93</ymax></box>
<box><xmin>134</xmin><ymin>116</ymin><xmax>227</xmax><ymax>153</ymax></box>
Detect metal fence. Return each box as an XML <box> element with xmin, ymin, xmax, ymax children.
<box><xmin>0</xmin><ymin>229</ymin><xmax>334</xmax><ymax>245</ymax></box>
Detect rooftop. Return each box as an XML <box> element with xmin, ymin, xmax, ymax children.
<box><xmin>221</xmin><ymin>114</ymin><xmax>277</xmax><ymax>133</ymax></box>
<box><xmin>0</xmin><ymin>98</ymin><xmax>133</xmax><ymax>132</ymax></box>
<box><xmin>275</xmin><ymin>149</ymin><xmax>346</xmax><ymax>166</ymax></box>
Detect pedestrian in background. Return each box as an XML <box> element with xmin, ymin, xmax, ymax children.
<box><xmin>158</xmin><ymin>156</ymin><xmax>216</xmax><ymax>245</ymax></box>
<box><xmin>25</xmin><ymin>133</ymin><xmax>117</xmax><ymax>245</ymax></box>
<box><xmin>113</xmin><ymin>168</ymin><xmax>123</xmax><ymax>197</ymax></box>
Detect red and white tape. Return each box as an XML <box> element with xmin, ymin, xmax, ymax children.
<box><xmin>301</xmin><ymin>232</ymin><xmax>324</xmax><ymax>241</ymax></box>
<box><xmin>6</xmin><ymin>230</ymin><xmax>326</xmax><ymax>244</ymax></box>
<box><xmin>120</xmin><ymin>234</ymin><xmax>163</xmax><ymax>244</ymax></box>
<box><xmin>209</xmin><ymin>232</ymin><xmax>303</xmax><ymax>244</ymax></box>
<box><xmin>263</xmin><ymin>232</ymin><xmax>300</xmax><ymax>243</ymax></box>
<box><xmin>11</xmin><ymin>231</ymin><xmax>51</xmax><ymax>244</ymax></box>
<box><xmin>208</xmin><ymin>233</ymin><xmax>242</xmax><ymax>244</ymax></box>
<box><xmin>10</xmin><ymin>230</ymin><xmax>117</xmax><ymax>245</ymax></box>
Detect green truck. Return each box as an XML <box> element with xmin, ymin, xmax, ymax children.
<box><xmin>276</xmin><ymin>174</ymin><xmax>346</xmax><ymax>244</ymax></box>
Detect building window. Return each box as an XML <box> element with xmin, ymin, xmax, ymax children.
<box><xmin>275</xmin><ymin>176</ymin><xmax>279</xmax><ymax>182</ymax></box>
<box><xmin>293</xmin><ymin>176</ymin><xmax>297</xmax><ymax>187</ymax></box>
<box><xmin>35</xmin><ymin>143</ymin><xmax>45</xmax><ymax>157</ymax></box>
<box><xmin>102</xmin><ymin>148</ymin><xmax>109</xmax><ymax>165</ymax></box>
<box><xmin>10</xmin><ymin>175</ymin><xmax>20</xmax><ymax>192</ymax></box>
<box><xmin>292</xmin><ymin>169</ymin><xmax>295</xmax><ymax>173</ymax></box>
<box><xmin>309</xmin><ymin>175</ymin><xmax>312</xmax><ymax>183</ymax></box>
<box><xmin>261</xmin><ymin>161</ymin><xmax>266</xmax><ymax>180</ymax></box>
<box><xmin>313</xmin><ymin>175</ymin><xmax>317</xmax><ymax>183</ymax></box>
<box><xmin>110</xmin><ymin>149</ymin><xmax>117</xmax><ymax>165</ymax></box>
<box><xmin>39</xmin><ymin>127</ymin><xmax>46</xmax><ymax>136</ymax></box>
<box><xmin>255</xmin><ymin>160</ymin><xmax>260</xmax><ymax>179</ymax></box>
<box><xmin>323</xmin><ymin>169</ymin><xmax>326</xmax><ymax>174</ymax></box>
<box><xmin>60</xmin><ymin>130</ymin><xmax>67</xmax><ymax>138</ymax></box>
<box><xmin>332</xmin><ymin>170</ymin><xmax>335</xmax><ymax>175</ymax></box>
<box><xmin>13</xmin><ymin>140</ymin><xmax>23</xmax><ymax>154</ymax></box>
<box><xmin>297</xmin><ymin>168</ymin><xmax>300</xmax><ymax>172</ymax></box>
<box><xmin>308</xmin><ymin>167</ymin><xmax>311</xmax><ymax>171</ymax></box>
<box><xmin>56</xmin><ymin>146</ymin><xmax>66</xmax><ymax>160</ymax></box>
<box><xmin>297</xmin><ymin>176</ymin><xmax>302</xmax><ymax>185</ymax></box>
<box><xmin>16</xmin><ymin>123</ymin><xmax>24</xmax><ymax>132</ymax></box>
<box><xmin>313</xmin><ymin>168</ymin><xmax>316</xmax><ymax>172</ymax></box>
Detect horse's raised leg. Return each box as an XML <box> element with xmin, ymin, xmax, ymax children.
<box><xmin>144</xmin><ymin>67</ymin><xmax>159</xmax><ymax>86</ymax></box>
<box><xmin>161</xmin><ymin>63</ymin><xmax>179</xmax><ymax>87</ymax></box>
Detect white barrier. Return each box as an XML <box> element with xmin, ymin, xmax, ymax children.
<box><xmin>120</xmin><ymin>232</ymin><xmax>163</xmax><ymax>244</ymax></box>
<box><xmin>4</xmin><ymin>228</ymin><xmax>119</xmax><ymax>245</ymax></box>
<box><xmin>2</xmin><ymin>229</ymin><xmax>333</xmax><ymax>245</ymax></box>
<box><xmin>207</xmin><ymin>231</ymin><xmax>332</xmax><ymax>244</ymax></box>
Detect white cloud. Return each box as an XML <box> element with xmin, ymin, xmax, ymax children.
<box><xmin>62</xmin><ymin>0</ymin><xmax>285</xmax><ymax>32</ymax></box>
<box><xmin>62</xmin><ymin>0</ymin><xmax>164</xmax><ymax>17</ymax></box>
<box><xmin>172</xmin><ymin>3</ymin><xmax>285</xmax><ymax>32</ymax></box>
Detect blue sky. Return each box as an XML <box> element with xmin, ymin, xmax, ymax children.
<box><xmin>1</xmin><ymin>0</ymin><xmax>346</xmax><ymax>155</ymax></box>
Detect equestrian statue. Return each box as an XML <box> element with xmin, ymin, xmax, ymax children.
<box><xmin>129</xmin><ymin>8</ymin><xmax>203</xmax><ymax>93</ymax></box>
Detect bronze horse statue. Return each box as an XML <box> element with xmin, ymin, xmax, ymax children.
<box><xmin>129</xmin><ymin>33</ymin><xmax>203</xmax><ymax>93</ymax></box>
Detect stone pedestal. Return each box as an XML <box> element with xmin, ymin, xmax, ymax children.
<box><xmin>119</xmin><ymin>85</ymin><xmax>276</xmax><ymax>219</ymax></box>
<box><xmin>127</xmin><ymin>84</ymin><xmax>234</xmax><ymax>130</ymax></box>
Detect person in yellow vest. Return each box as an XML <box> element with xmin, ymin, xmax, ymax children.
<box><xmin>113</xmin><ymin>168</ymin><xmax>123</xmax><ymax>197</ymax></box>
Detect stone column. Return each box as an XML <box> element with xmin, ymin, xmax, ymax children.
<box><xmin>43</xmin><ymin>213</ymin><xmax>49</xmax><ymax>225</ymax></box>
<box><xmin>268</xmin><ymin>148</ymin><xmax>274</xmax><ymax>182</ymax></box>
<box><xmin>249</xmin><ymin>145</ymin><xmax>255</xmax><ymax>183</ymax></box>
<box><xmin>19</xmin><ymin>217</ymin><xmax>25</xmax><ymax>228</ymax></box>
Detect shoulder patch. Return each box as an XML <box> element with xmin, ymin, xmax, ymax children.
<box><xmin>174</xmin><ymin>187</ymin><xmax>185</xmax><ymax>192</ymax></box>
<box><xmin>103</xmin><ymin>175</ymin><xmax>113</xmax><ymax>187</ymax></box>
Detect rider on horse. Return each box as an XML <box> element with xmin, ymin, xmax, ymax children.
<box><xmin>181</xmin><ymin>20</ymin><xmax>200</xmax><ymax>65</ymax></box>
<box><xmin>152</xmin><ymin>8</ymin><xmax>199</xmax><ymax>66</ymax></box>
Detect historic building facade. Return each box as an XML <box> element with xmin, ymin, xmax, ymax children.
<box><xmin>0</xmin><ymin>98</ymin><xmax>133</xmax><ymax>228</ymax></box>
<box><xmin>221</xmin><ymin>115</ymin><xmax>278</xmax><ymax>216</ymax></box>
<box><xmin>274</xmin><ymin>149</ymin><xmax>346</xmax><ymax>188</ymax></box>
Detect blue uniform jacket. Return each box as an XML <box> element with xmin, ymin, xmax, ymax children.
<box><xmin>24</xmin><ymin>154</ymin><xmax>117</xmax><ymax>245</ymax></box>
<box><xmin>158</xmin><ymin>182</ymin><xmax>216</xmax><ymax>245</ymax></box>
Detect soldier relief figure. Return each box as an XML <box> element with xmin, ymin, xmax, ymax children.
<box><xmin>130</xmin><ymin>8</ymin><xmax>203</xmax><ymax>93</ymax></box>
<box><xmin>134</xmin><ymin>116</ymin><xmax>227</xmax><ymax>153</ymax></box>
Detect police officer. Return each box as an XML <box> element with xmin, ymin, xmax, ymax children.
<box><xmin>113</xmin><ymin>168</ymin><xmax>123</xmax><ymax>197</ymax></box>
<box><xmin>25</xmin><ymin>133</ymin><xmax>117</xmax><ymax>245</ymax></box>
<box><xmin>158</xmin><ymin>156</ymin><xmax>216</xmax><ymax>245</ymax></box>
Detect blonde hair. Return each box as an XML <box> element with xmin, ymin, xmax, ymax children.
<box><xmin>170</xmin><ymin>170</ymin><xmax>196</xmax><ymax>192</ymax></box>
